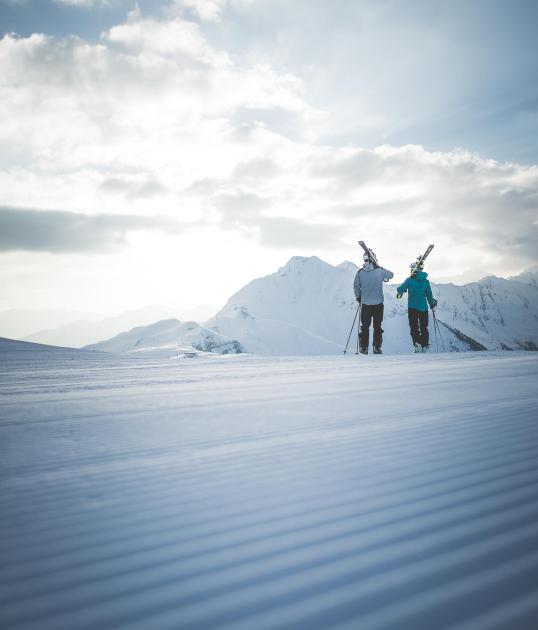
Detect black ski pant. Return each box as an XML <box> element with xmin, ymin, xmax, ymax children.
<box><xmin>359</xmin><ymin>303</ymin><xmax>384</xmax><ymax>349</ymax></box>
<box><xmin>408</xmin><ymin>308</ymin><xmax>429</xmax><ymax>347</ymax></box>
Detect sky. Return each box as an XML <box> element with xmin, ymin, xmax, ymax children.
<box><xmin>1</xmin><ymin>0</ymin><xmax>537</xmax><ymax>316</ymax></box>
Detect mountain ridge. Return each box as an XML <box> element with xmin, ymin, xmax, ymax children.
<box><xmin>84</xmin><ymin>256</ymin><xmax>538</xmax><ymax>356</ymax></box>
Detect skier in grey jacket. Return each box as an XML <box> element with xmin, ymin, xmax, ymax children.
<box><xmin>353</xmin><ymin>253</ymin><xmax>394</xmax><ymax>354</ymax></box>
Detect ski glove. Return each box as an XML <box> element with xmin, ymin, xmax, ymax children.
<box><xmin>396</xmin><ymin>292</ymin><xmax>403</xmax><ymax>299</ymax></box>
<box><xmin>356</xmin><ymin>297</ymin><xmax>361</xmax><ymax>303</ymax></box>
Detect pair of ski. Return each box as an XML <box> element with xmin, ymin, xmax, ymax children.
<box><xmin>357</xmin><ymin>241</ymin><xmax>379</xmax><ymax>268</ymax></box>
<box><xmin>358</xmin><ymin>241</ymin><xmax>434</xmax><ymax>278</ymax></box>
<box><xmin>395</xmin><ymin>243</ymin><xmax>434</xmax><ymax>298</ymax></box>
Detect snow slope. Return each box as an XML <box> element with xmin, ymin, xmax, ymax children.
<box><xmin>433</xmin><ymin>273</ymin><xmax>538</xmax><ymax>351</ymax></box>
<box><xmin>1</xmin><ymin>351</ymin><xmax>538</xmax><ymax>629</ymax></box>
<box><xmin>85</xmin><ymin>319</ymin><xmax>243</xmax><ymax>357</ymax></box>
<box><xmin>0</xmin><ymin>336</ymin><xmax>94</xmax><ymax>360</ymax></box>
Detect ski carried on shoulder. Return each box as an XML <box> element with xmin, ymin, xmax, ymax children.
<box><xmin>358</xmin><ymin>241</ymin><xmax>379</xmax><ymax>268</ymax></box>
<box><xmin>410</xmin><ymin>244</ymin><xmax>434</xmax><ymax>278</ymax></box>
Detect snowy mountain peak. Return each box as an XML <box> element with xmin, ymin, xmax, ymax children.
<box><xmin>281</xmin><ymin>256</ymin><xmax>330</xmax><ymax>273</ymax></box>
<box><xmin>512</xmin><ymin>266</ymin><xmax>538</xmax><ymax>289</ymax></box>
<box><xmin>337</xmin><ymin>261</ymin><xmax>358</xmax><ymax>272</ymax></box>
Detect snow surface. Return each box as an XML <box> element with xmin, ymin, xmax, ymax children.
<box><xmin>1</xmin><ymin>347</ymin><xmax>538</xmax><ymax>629</ymax></box>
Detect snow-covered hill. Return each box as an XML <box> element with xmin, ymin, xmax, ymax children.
<box><xmin>87</xmin><ymin>257</ymin><xmax>538</xmax><ymax>357</ymax></box>
<box><xmin>85</xmin><ymin>319</ymin><xmax>242</xmax><ymax>357</ymax></box>
<box><xmin>210</xmin><ymin>257</ymin><xmax>538</xmax><ymax>353</ymax></box>
<box><xmin>24</xmin><ymin>304</ymin><xmax>216</xmax><ymax>348</ymax></box>
<box><xmin>2</xmin><ymin>351</ymin><xmax>538</xmax><ymax>629</ymax></box>
<box><xmin>431</xmin><ymin>272</ymin><xmax>538</xmax><ymax>351</ymax></box>
<box><xmin>0</xmin><ymin>308</ymin><xmax>103</xmax><ymax>341</ymax></box>
<box><xmin>0</xmin><ymin>337</ymin><xmax>109</xmax><ymax>365</ymax></box>
<box><xmin>0</xmin><ymin>337</ymin><xmax>76</xmax><ymax>356</ymax></box>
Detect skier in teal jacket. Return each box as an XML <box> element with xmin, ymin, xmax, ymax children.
<box><xmin>397</xmin><ymin>266</ymin><xmax>437</xmax><ymax>352</ymax></box>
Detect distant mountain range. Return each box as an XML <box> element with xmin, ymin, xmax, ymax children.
<box><xmin>85</xmin><ymin>257</ymin><xmax>538</xmax><ymax>356</ymax></box>
<box><xmin>0</xmin><ymin>304</ymin><xmax>216</xmax><ymax>348</ymax></box>
<box><xmin>0</xmin><ymin>308</ymin><xmax>103</xmax><ymax>341</ymax></box>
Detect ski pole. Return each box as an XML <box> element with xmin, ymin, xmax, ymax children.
<box><xmin>356</xmin><ymin>303</ymin><xmax>361</xmax><ymax>354</ymax></box>
<box><xmin>433</xmin><ymin>313</ymin><xmax>440</xmax><ymax>352</ymax></box>
<box><xmin>343</xmin><ymin>303</ymin><xmax>360</xmax><ymax>354</ymax></box>
<box><xmin>433</xmin><ymin>310</ymin><xmax>446</xmax><ymax>352</ymax></box>
<box><xmin>432</xmin><ymin>311</ymin><xmax>439</xmax><ymax>353</ymax></box>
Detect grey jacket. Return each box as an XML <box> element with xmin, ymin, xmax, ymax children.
<box><xmin>353</xmin><ymin>263</ymin><xmax>394</xmax><ymax>305</ymax></box>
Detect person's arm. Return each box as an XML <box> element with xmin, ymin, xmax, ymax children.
<box><xmin>353</xmin><ymin>271</ymin><xmax>362</xmax><ymax>302</ymax></box>
<box><xmin>382</xmin><ymin>268</ymin><xmax>394</xmax><ymax>281</ymax></box>
<box><xmin>425</xmin><ymin>281</ymin><xmax>437</xmax><ymax>309</ymax></box>
<box><xmin>397</xmin><ymin>278</ymin><xmax>409</xmax><ymax>295</ymax></box>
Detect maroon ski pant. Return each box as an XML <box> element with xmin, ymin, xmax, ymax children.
<box><xmin>408</xmin><ymin>308</ymin><xmax>429</xmax><ymax>347</ymax></box>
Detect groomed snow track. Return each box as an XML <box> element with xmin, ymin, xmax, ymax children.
<box><xmin>1</xmin><ymin>351</ymin><xmax>538</xmax><ymax>629</ymax></box>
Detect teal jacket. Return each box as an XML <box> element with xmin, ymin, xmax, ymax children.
<box><xmin>397</xmin><ymin>271</ymin><xmax>437</xmax><ymax>312</ymax></box>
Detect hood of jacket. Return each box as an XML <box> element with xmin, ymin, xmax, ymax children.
<box><xmin>414</xmin><ymin>271</ymin><xmax>429</xmax><ymax>280</ymax></box>
<box><xmin>361</xmin><ymin>262</ymin><xmax>375</xmax><ymax>272</ymax></box>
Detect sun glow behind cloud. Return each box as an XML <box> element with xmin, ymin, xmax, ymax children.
<box><xmin>0</xmin><ymin>1</ymin><xmax>537</xmax><ymax>313</ymax></box>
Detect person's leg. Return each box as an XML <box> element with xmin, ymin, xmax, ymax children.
<box><xmin>408</xmin><ymin>308</ymin><xmax>420</xmax><ymax>346</ymax></box>
<box><xmin>372</xmin><ymin>304</ymin><xmax>384</xmax><ymax>350</ymax></box>
<box><xmin>359</xmin><ymin>304</ymin><xmax>372</xmax><ymax>352</ymax></box>
<box><xmin>419</xmin><ymin>309</ymin><xmax>429</xmax><ymax>347</ymax></box>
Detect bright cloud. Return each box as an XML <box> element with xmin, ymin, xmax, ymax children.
<box><xmin>53</xmin><ymin>0</ymin><xmax>115</xmax><ymax>6</ymax></box>
<box><xmin>0</xmin><ymin>7</ymin><xmax>537</xmax><ymax>313</ymax></box>
<box><xmin>192</xmin><ymin>137</ymin><xmax>538</xmax><ymax>277</ymax></box>
<box><xmin>167</xmin><ymin>0</ymin><xmax>255</xmax><ymax>22</ymax></box>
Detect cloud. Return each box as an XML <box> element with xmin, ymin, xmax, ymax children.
<box><xmin>231</xmin><ymin>157</ymin><xmax>280</xmax><ymax>181</ymax></box>
<box><xmin>53</xmin><ymin>0</ymin><xmax>116</xmax><ymax>6</ymax></box>
<box><xmin>0</xmin><ymin>17</ymin><xmax>313</xmax><ymax>177</ymax></box>
<box><xmin>214</xmin><ymin>190</ymin><xmax>269</xmax><ymax>230</ymax></box>
<box><xmin>0</xmin><ymin>11</ymin><xmax>536</xmax><ymax>279</ymax></box>
<box><xmin>184</xmin><ymin>141</ymin><xmax>538</xmax><ymax>267</ymax></box>
<box><xmin>168</xmin><ymin>0</ymin><xmax>227</xmax><ymax>22</ymax></box>
<box><xmin>257</xmin><ymin>217</ymin><xmax>344</xmax><ymax>249</ymax></box>
<box><xmin>100</xmin><ymin>177</ymin><xmax>169</xmax><ymax>200</ymax></box>
<box><xmin>0</xmin><ymin>206</ymin><xmax>180</xmax><ymax>253</ymax></box>
<box><xmin>166</xmin><ymin>0</ymin><xmax>255</xmax><ymax>22</ymax></box>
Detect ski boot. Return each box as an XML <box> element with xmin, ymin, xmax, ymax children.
<box><xmin>421</xmin><ymin>345</ymin><xmax>430</xmax><ymax>353</ymax></box>
<box><xmin>373</xmin><ymin>346</ymin><xmax>382</xmax><ymax>354</ymax></box>
<box><xmin>413</xmin><ymin>343</ymin><xmax>422</xmax><ymax>353</ymax></box>
<box><xmin>358</xmin><ymin>346</ymin><xmax>368</xmax><ymax>355</ymax></box>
